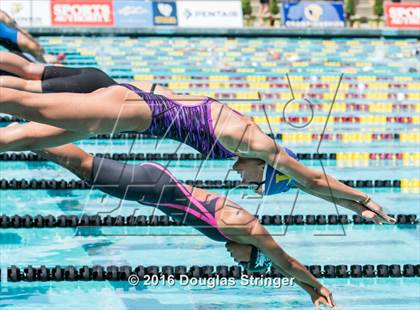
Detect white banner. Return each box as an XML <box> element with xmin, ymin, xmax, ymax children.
<box><xmin>0</xmin><ymin>0</ymin><xmax>51</xmax><ymax>27</ymax></box>
<box><xmin>32</xmin><ymin>0</ymin><xmax>51</xmax><ymax>27</ymax></box>
<box><xmin>177</xmin><ymin>0</ymin><xmax>243</xmax><ymax>28</ymax></box>
<box><xmin>0</xmin><ymin>0</ymin><xmax>32</xmax><ymax>26</ymax></box>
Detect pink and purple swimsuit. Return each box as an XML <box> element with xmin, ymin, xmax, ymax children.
<box><xmin>91</xmin><ymin>157</ymin><xmax>231</xmax><ymax>242</ymax></box>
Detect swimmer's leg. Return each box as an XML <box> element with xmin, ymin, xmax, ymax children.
<box><xmin>0</xmin><ymin>51</ymin><xmax>44</xmax><ymax>79</ymax></box>
<box><xmin>41</xmin><ymin>67</ymin><xmax>117</xmax><ymax>93</ymax></box>
<box><xmin>0</xmin><ymin>86</ymin><xmax>144</xmax><ymax>134</ymax></box>
<box><xmin>35</xmin><ymin>144</ymin><xmax>149</xmax><ymax>202</ymax></box>
<box><xmin>0</xmin><ymin>121</ymin><xmax>88</xmax><ymax>153</ymax></box>
<box><xmin>16</xmin><ymin>32</ymin><xmax>46</xmax><ymax>63</ymax></box>
<box><xmin>0</xmin><ymin>53</ymin><xmax>112</xmax><ymax>92</ymax></box>
<box><xmin>0</xmin><ymin>75</ymin><xmax>42</xmax><ymax>92</ymax></box>
<box><xmin>34</xmin><ymin>143</ymin><xmax>94</xmax><ymax>181</ymax></box>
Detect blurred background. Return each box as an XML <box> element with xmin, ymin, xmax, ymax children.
<box><xmin>0</xmin><ymin>1</ymin><xmax>419</xmax><ymax>309</ymax></box>
<box><xmin>0</xmin><ymin>0</ymin><xmax>419</xmax><ymax>30</ymax></box>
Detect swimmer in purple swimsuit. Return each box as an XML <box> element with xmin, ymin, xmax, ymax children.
<box><xmin>32</xmin><ymin>142</ymin><xmax>336</xmax><ymax>309</ymax></box>
<box><xmin>0</xmin><ymin>79</ymin><xmax>395</xmax><ymax>225</ymax></box>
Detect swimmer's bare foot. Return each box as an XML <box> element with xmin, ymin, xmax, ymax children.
<box><xmin>359</xmin><ymin>198</ymin><xmax>396</xmax><ymax>224</ymax></box>
<box><xmin>44</xmin><ymin>53</ymin><xmax>66</xmax><ymax>64</ymax></box>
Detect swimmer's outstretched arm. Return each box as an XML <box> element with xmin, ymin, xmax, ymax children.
<box><xmin>253</xmin><ymin>133</ymin><xmax>366</xmax><ymax>201</ymax></box>
<box><xmin>239</xmin><ymin>126</ymin><xmax>394</xmax><ymax>223</ymax></box>
<box><xmin>264</xmin><ymin>264</ymin><xmax>334</xmax><ymax>309</ymax></box>
<box><xmin>223</xmin><ymin>216</ymin><xmax>335</xmax><ymax>308</ymax></box>
<box><xmin>295</xmin><ymin>183</ymin><xmax>395</xmax><ymax>224</ymax></box>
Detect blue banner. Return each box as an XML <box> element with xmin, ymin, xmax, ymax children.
<box><xmin>114</xmin><ymin>0</ymin><xmax>153</xmax><ymax>27</ymax></box>
<box><xmin>152</xmin><ymin>1</ymin><xmax>178</xmax><ymax>25</ymax></box>
<box><xmin>282</xmin><ymin>1</ymin><xmax>345</xmax><ymax>28</ymax></box>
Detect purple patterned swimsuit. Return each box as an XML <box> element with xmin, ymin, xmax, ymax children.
<box><xmin>120</xmin><ymin>83</ymin><xmax>236</xmax><ymax>159</ymax></box>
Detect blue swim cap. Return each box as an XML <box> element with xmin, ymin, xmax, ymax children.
<box><xmin>264</xmin><ymin>147</ymin><xmax>297</xmax><ymax>195</ymax></box>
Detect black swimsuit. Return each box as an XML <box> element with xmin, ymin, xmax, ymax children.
<box><xmin>41</xmin><ymin>66</ymin><xmax>117</xmax><ymax>93</ymax></box>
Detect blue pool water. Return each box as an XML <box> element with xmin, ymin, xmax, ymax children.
<box><xmin>1</xmin><ymin>36</ymin><xmax>419</xmax><ymax>309</ymax></box>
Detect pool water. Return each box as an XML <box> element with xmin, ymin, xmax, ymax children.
<box><xmin>1</xmin><ymin>36</ymin><xmax>419</xmax><ymax>309</ymax></box>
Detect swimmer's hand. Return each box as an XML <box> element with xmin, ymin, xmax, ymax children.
<box><xmin>361</xmin><ymin>198</ymin><xmax>396</xmax><ymax>224</ymax></box>
<box><xmin>310</xmin><ymin>286</ymin><xmax>336</xmax><ymax>309</ymax></box>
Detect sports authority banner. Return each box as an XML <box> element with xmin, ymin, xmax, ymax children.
<box><xmin>50</xmin><ymin>0</ymin><xmax>114</xmax><ymax>27</ymax></box>
<box><xmin>384</xmin><ymin>2</ymin><xmax>420</xmax><ymax>29</ymax></box>
<box><xmin>282</xmin><ymin>1</ymin><xmax>345</xmax><ymax>28</ymax></box>
<box><xmin>114</xmin><ymin>0</ymin><xmax>153</xmax><ymax>27</ymax></box>
<box><xmin>177</xmin><ymin>0</ymin><xmax>243</xmax><ymax>28</ymax></box>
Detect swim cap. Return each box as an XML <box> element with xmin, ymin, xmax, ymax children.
<box><xmin>239</xmin><ymin>246</ymin><xmax>272</xmax><ymax>272</ymax></box>
<box><xmin>264</xmin><ymin>147</ymin><xmax>298</xmax><ymax>195</ymax></box>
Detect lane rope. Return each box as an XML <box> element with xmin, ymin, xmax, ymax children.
<box><xmin>0</xmin><ymin>152</ymin><xmax>417</xmax><ymax>161</ymax></box>
<box><xmin>6</xmin><ymin>264</ymin><xmax>420</xmax><ymax>282</ymax></box>
<box><xmin>0</xmin><ymin>179</ymin><xmax>410</xmax><ymax>189</ymax></box>
<box><xmin>0</xmin><ymin>214</ymin><xmax>417</xmax><ymax>228</ymax></box>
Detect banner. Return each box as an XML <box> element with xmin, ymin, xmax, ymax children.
<box><xmin>282</xmin><ymin>1</ymin><xmax>345</xmax><ymax>28</ymax></box>
<box><xmin>384</xmin><ymin>2</ymin><xmax>420</xmax><ymax>29</ymax></box>
<box><xmin>50</xmin><ymin>0</ymin><xmax>114</xmax><ymax>27</ymax></box>
<box><xmin>0</xmin><ymin>0</ymin><xmax>32</xmax><ymax>27</ymax></box>
<box><xmin>114</xmin><ymin>0</ymin><xmax>153</xmax><ymax>27</ymax></box>
<box><xmin>0</xmin><ymin>0</ymin><xmax>51</xmax><ymax>27</ymax></box>
<box><xmin>152</xmin><ymin>1</ymin><xmax>177</xmax><ymax>25</ymax></box>
<box><xmin>33</xmin><ymin>0</ymin><xmax>53</xmax><ymax>27</ymax></box>
<box><xmin>177</xmin><ymin>0</ymin><xmax>243</xmax><ymax>28</ymax></box>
